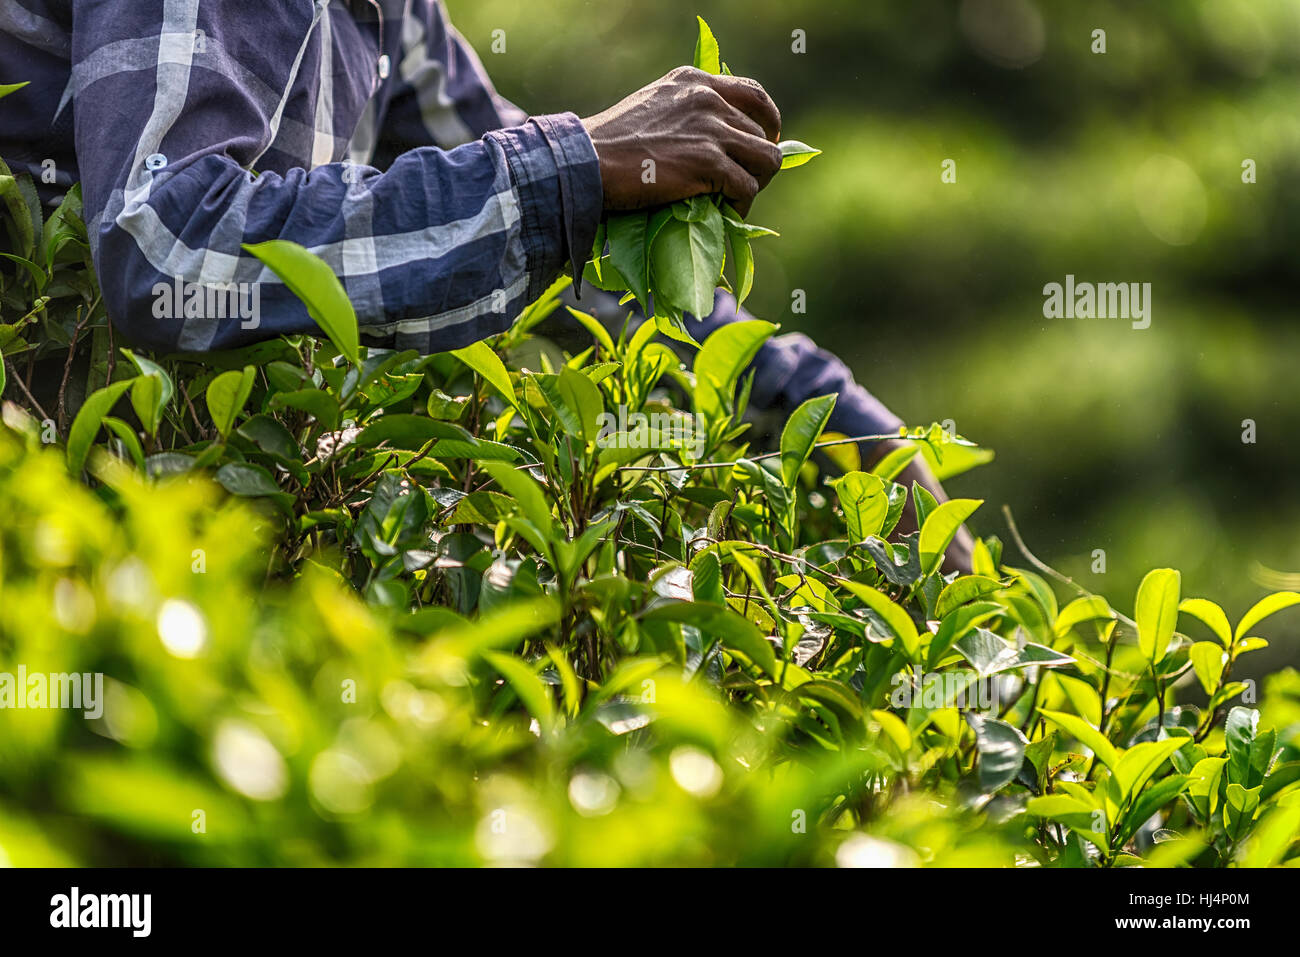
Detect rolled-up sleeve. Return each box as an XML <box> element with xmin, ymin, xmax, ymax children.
<box><xmin>488</xmin><ymin>114</ymin><xmax>602</xmax><ymax>307</ymax></box>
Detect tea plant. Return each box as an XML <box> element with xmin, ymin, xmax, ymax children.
<box><xmin>2</xmin><ymin>29</ymin><xmax>1299</xmax><ymax>868</ymax></box>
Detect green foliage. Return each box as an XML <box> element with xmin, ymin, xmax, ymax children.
<box><xmin>2</xmin><ymin>21</ymin><xmax>1299</xmax><ymax>866</ymax></box>
<box><xmin>3</xmin><ymin>233</ymin><xmax>1297</xmax><ymax>863</ymax></box>
<box><xmin>777</xmin><ymin>140</ymin><xmax>822</xmax><ymax>170</ymax></box>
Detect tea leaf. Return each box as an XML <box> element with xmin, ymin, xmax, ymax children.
<box><xmin>606</xmin><ymin>211</ymin><xmax>651</xmax><ymax>312</ymax></box>
<box><xmin>67</xmin><ymin>379</ymin><xmax>134</xmax><ymax>474</ymax></box>
<box><xmin>206</xmin><ymin>366</ymin><xmax>256</xmax><ymax>439</ymax></box>
<box><xmin>244</xmin><ymin>240</ymin><xmax>360</xmax><ymax>365</ymax></box>
<box><xmin>918</xmin><ymin>498</ymin><xmax>982</xmax><ymax>578</ymax></box>
<box><xmin>778</xmin><ymin>140</ymin><xmax>822</xmax><ymax>170</ymax></box>
<box><xmin>650</xmin><ymin>204</ymin><xmax>725</xmax><ymax>320</ymax></box>
<box><xmin>452</xmin><ymin>339</ymin><xmax>519</xmax><ymax>411</ymax></box>
<box><xmin>966</xmin><ymin>713</ymin><xmax>1027</xmax><ymax>793</ymax></box>
<box><xmin>1179</xmin><ymin>597</ymin><xmax>1232</xmax><ymax>648</ymax></box>
<box><xmin>779</xmin><ymin>393</ymin><xmax>836</xmax><ymax>487</ymax></box>
<box><xmin>1136</xmin><ymin>568</ymin><xmax>1181</xmax><ymax>663</ymax></box>
<box><xmin>1234</xmin><ymin>590</ymin><xmax>1300</xmax><ymax>641</ymax></box>
<box><xmin>1038</xmin><ymin>708</ymin><xmax>1120</xmax><ymax>772</ymax></box>
<box><xmin>693</xmin><ymin>319</ymin><xmax>776</xmax><ymax>421</ymax></box>
<box><xmin>693</xmin><ymin>16</ymin><xmax>721</xmax><ymax>74</ymax></box>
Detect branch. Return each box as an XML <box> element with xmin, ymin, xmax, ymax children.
<box><xmin>616</xmin><ymin>430</ymin><xmax>911</xmax><ymax>474</ymax></box>
<box><xmin>2</xmin><ymin>355</ymin><xmax>52</xmax><ymax>423</ymax></box>
<box><xmin>1001</xmin><ymin>504</ymin><xmax>1193</xmax><ymax>648</ymax></box>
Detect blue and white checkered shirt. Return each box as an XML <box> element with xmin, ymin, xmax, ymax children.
<box><xmin>0</xmin><ymin>0</ymin><xmax>602</xmax><ymax>354</ymax></box>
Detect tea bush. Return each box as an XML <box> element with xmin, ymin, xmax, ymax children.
<box><xmin>2</xmin><ymin>26</ymin><xmax>1299</xmax><ymax>869</ymax></box>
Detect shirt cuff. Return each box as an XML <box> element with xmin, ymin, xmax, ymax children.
<box><xmin>487</xmin><ymin>112</ymin><xmax>603</xmax><ymax>304</ymax></box>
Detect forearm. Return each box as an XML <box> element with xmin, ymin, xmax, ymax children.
<box><xmin>90</xmin><ymin>120</ymin><xmax>596</xmax><ymax>353</ymax></box>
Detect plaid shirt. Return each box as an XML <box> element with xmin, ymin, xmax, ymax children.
<box><xmin>0</xmin><ymin>0</ymin><xmax>601</xmax><ymax>353</ymax></box>
<box><xmin>0</xmin><ymin>0</ymin><xmax>903</xmax><ymax>441</ymax></box>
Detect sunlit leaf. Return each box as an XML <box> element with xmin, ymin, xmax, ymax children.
<box><xmin>693</xmin><ymin>16</ymin><xmax>721</xmax><ymax>74</ymax></box>
<box><xmin>1038</xmin><ymin>708</ymin><xmax>1120</xmax><ymax>772</ymax></box>
<box><xmin>779</xmin><ymin>393</ymin><xmax>836</xmax><ymax>487</ymax></box>
<box><xmin>1179</xmin><ymin>597</ymin><xmax>1232</xmax><ymax>648</ymax></box>
<box><xmin>693</xmin><ymin>319</ymin><xmax>776</xmax><ymax>421</ymax></box>
<box><xmin>918</xmin><ymin>498</ymin><xmax>982</xmax><ymax>578</ymax></box>
<box><xmin>778</xmin><ymin>140</ymin><xmax>822</xmax><ymax>169</ymax></box>
<box><xmin>1234</xmin><ymin>591</ymin><xmax>1300</xmax><ymax>641</ymax></box>
<box><xmin>452</xmin><ymin>339</ymin><xmax>519</xmax><ymax>411</ymax></box>
<box><xmin>244</xmin><ymin>240</ymin><xmax>360</xmax><ymax>365</ymax></box>
<box><xmin>1136</xmin><ymin>568</ymin><xmax>1181</xmax><ymax>663</ymax></box>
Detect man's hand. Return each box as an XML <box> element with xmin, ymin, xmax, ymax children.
<box><xmin>581</xmin><ymin>67</ymin><xmax>782</xmax><ymax>218</ymax></box>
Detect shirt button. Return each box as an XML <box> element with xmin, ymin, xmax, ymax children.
<box><xmin>377</xmin><ymin>54</ymin><xmax>391</xmax><ymax>80</ymax></box>
<box><xmin>145</xmin><ymin>153</ymin><xmax>168</xmax><ymax>171</ymax></box>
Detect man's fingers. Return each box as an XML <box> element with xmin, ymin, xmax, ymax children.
<box><xmin>700</xmin><ymin>73</ymin><xmax>781</xmax><ymax>143</ymax></box>
<box><xmin>706</xmin><ymin>156</ymin><xmax>760</xmax><ymax>218</ymax></box>
<box><xmin>587</xmin><ymin>67</ymin><xmax>784</xmax><ymax>214</ymax></box>
<box><xmin>722</xmin><ymin>128</ymin><xmax>783</xmax><ymax>187</ymax></box>
<box><xmin>709</xmin><ymin>101</ymin><xmax>767</xmax><ymax>144</ymax></box>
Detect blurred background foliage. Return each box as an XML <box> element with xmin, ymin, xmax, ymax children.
<box><xmin>450</xmin><ymin>0</ymin><xmax>1300</xmax><ymax>685</ymax></box>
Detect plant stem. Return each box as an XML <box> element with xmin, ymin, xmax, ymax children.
<box><xmin>2</xmin><ymin>355</ymin><xmax>52</xmax><ymax>422</ymax></box>
<box><xmin>615</xmin><ymin>431</ymin><xmax>910</xmax><ymax>473</ymax></box>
